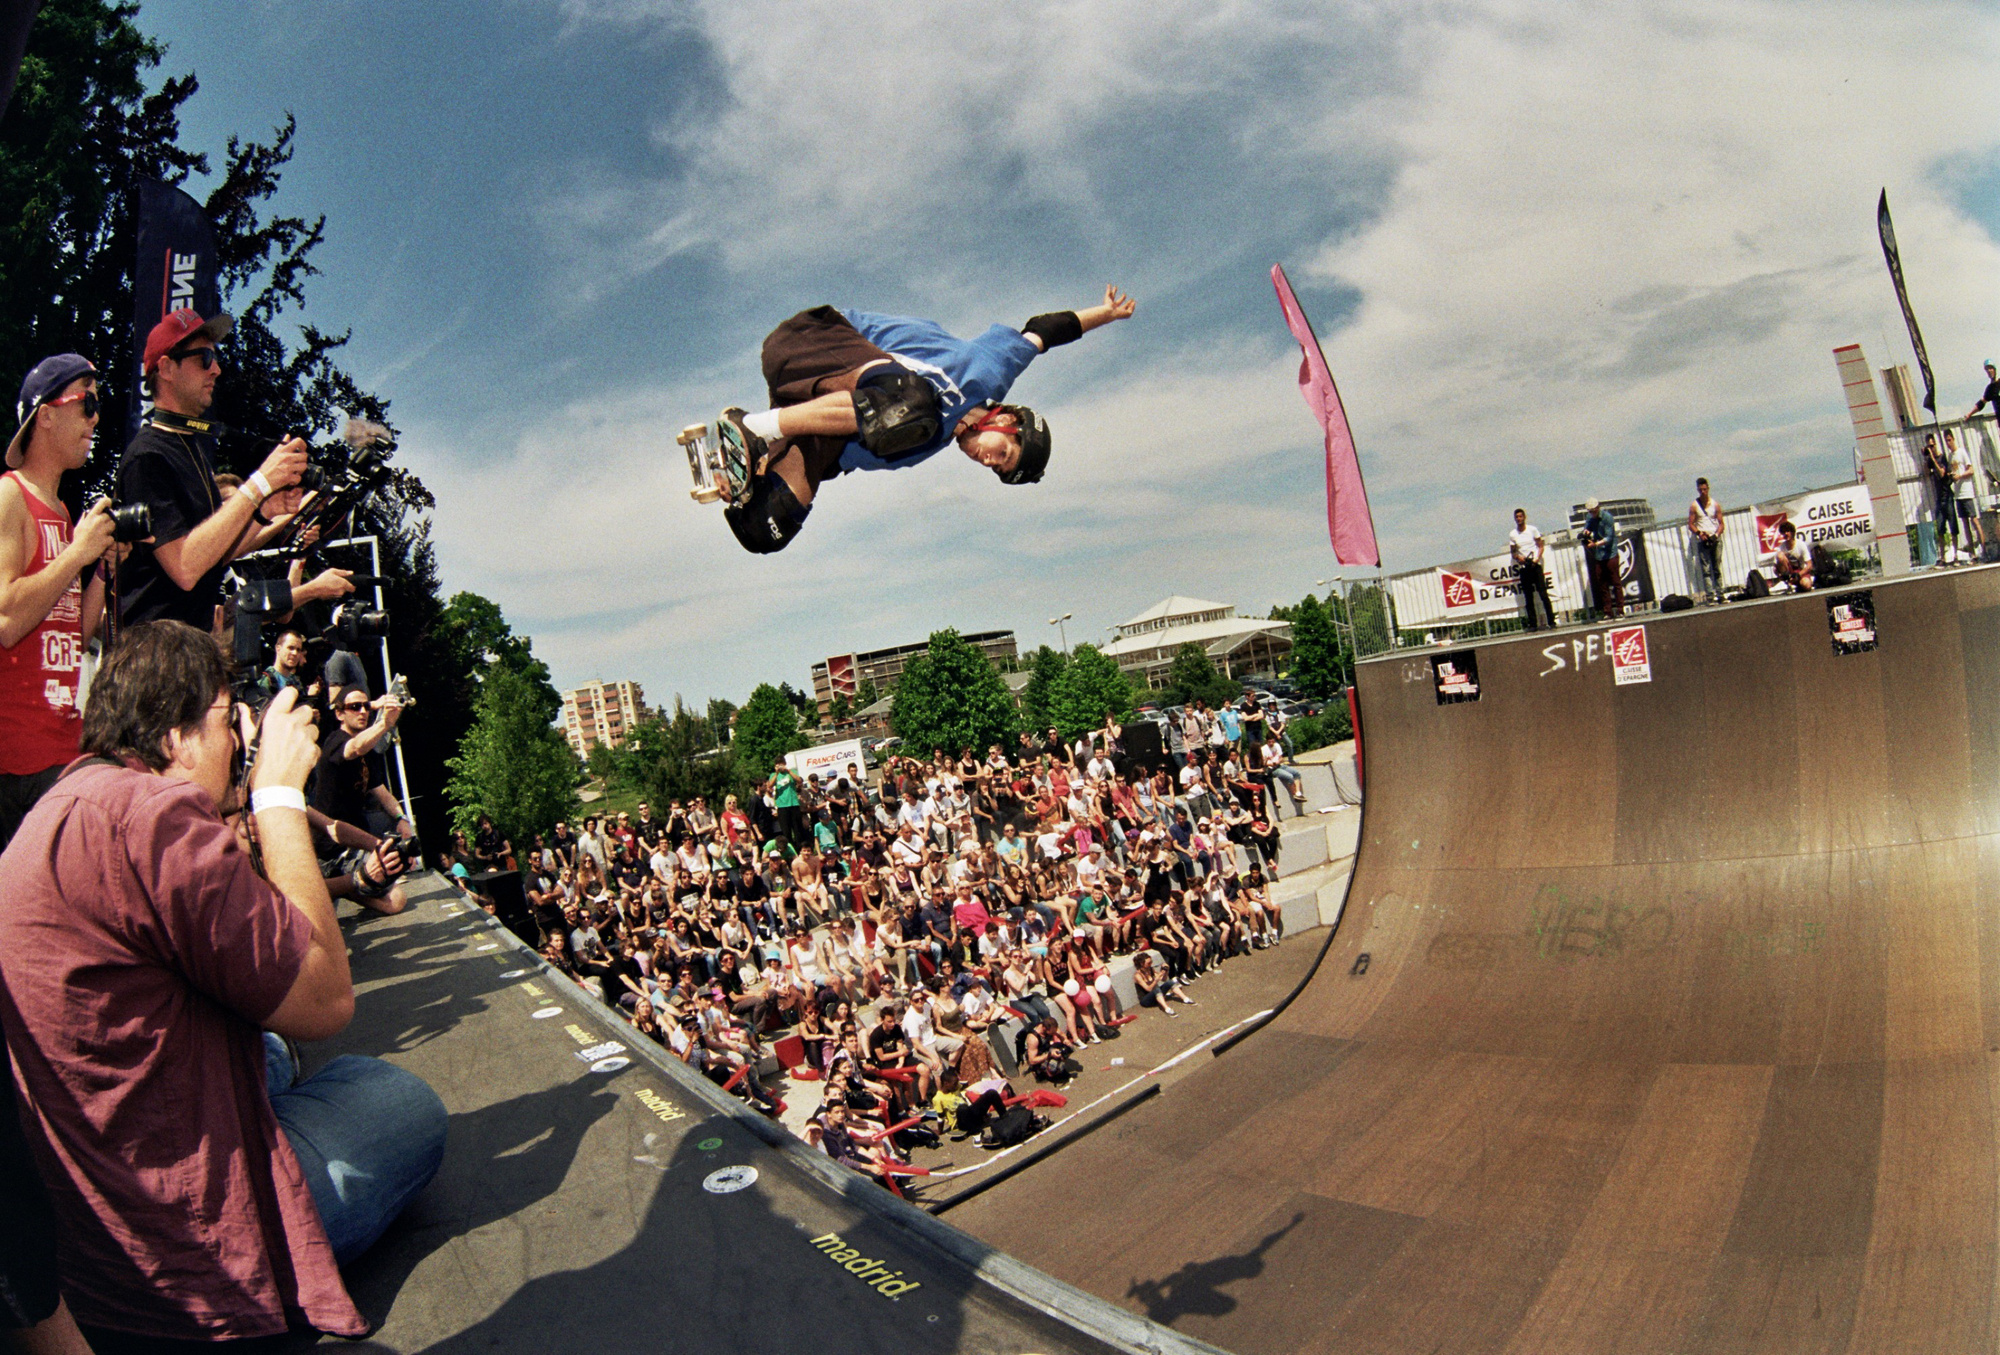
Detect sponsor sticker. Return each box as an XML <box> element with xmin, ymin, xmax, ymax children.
<box><xmin>703</xmin><ymin>1165</ymin><xmax>758</xmax><ymax>1194</ymax></box>
<box><xmin>1828</xmin><ymin>591</ymin><xmax>1877</xmax><ymax>656</ymax></box>
<box><xmin>1609</xmin><ymin>625</ymin><xmax>1651</xmax><ymax>685</ymax></box>
<box><xmin>1440</xmin><ymin>570</ymin><xmax>1477</xmax><ymax>608</ymax></box>
<box><xmin>1431</xmin><ymin>649</ymin><xmax>1481</xmax><ymax>704</ymax></box>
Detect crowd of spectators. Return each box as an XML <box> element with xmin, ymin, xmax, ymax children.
<box><xmin>484</xmin><ymin>708</ymin><xmax>1315</xmax><ymax>1184</ymax></box>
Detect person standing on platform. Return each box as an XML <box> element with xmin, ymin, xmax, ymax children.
<box><xmin>1946</xmin><ymin>429</ymin><xmax>1985</xmax><ymax>559</ymax></box>
<box><xmin>1579</xmin><ymin>498</ymin><xmax>1622</xmax><ymax>619</ymax></box>
<box><xmin>1687</xmin><ymin>477</ymin><xmax>1724</xmax><ymax>604</ymax></box>
<box><xmin>1966</xmin><ymin>359</ymin><xmax>2000</xmax><ymax>423</ymax></box>
<box><xmin>1508</xmin><ymin>508</ymin><xmax>1554</xmax><ymax>631</ymax></box>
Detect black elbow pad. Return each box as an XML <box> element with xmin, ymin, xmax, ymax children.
<box><xmin>1021</xmin><ymin>311</ymin><xmax>1083</xmax><ymax>349</ymax></box>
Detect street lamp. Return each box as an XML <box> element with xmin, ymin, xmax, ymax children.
<box><xmin>1048</xmin><ymin>613</ymin><xmax>1072</xmax><ymax>655</ymax></box>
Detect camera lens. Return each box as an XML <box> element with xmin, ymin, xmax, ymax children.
<box><xmin>108</xmin><ymin>502</ymin><xmax>152</xmax><ymax>544</ymax></box>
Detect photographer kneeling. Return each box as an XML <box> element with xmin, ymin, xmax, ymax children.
<box><xmin>313</xmin><ymin>681</ymin><xmax>416</xmax><ymax>914</ymax></box>
<box><xmin>0</xmin><ymin>621</ymin><xmax>446</xmax><ymax>1347</ymax></box>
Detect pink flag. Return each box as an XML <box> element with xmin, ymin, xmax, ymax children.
<box><xmin>1272</xmin><ymin>263</ymin><xmax>1379</xmax><ymax>566</ymax></box>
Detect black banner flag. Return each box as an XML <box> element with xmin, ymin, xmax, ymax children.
<box><xmin>0</xmin><ymin>2</ymin><xmax>40</xmax><ymax>121</ymax></box>
<box><xmin>1877</xmin><ymin>189</ymin><xmax>1935</xmax><ymax>416</ymax></box>
<box><xmin>130</xmin><ymin>179</ymin><xmax>220</xmax><ymax>443</ymax></box>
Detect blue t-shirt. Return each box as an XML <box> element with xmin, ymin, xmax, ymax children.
<box><xmin>836</xmin><ymin>310</ymin><xmax>1041</xmax><ymax>474</ymax></box>
<box><xmin>1217</xmin><ymin>708</ymin><xmax>1242</xmax><ymax>742</ymax></box>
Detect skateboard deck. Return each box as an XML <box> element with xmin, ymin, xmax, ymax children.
<box><xmin>679</xmin><ymin>413</ymin><xmax>758</xmax><ymax>507</ymax></box>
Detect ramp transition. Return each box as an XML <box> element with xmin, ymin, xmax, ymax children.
<box><xmin>951</xmin><ymin>566</ymin><xmax>2000</xmax><ymax>1354</ymax></box>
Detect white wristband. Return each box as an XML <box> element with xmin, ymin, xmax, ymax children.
<box><xmin>250</xmin><ymin>786</ymin><xmax>307</xmax><ymax>814</ymax></box>
<box><xmin>247</xmin><ymin>469</ymin><xmax>274</xmax><ymax>500</ymax></box>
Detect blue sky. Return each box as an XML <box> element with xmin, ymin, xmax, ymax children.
<box><xmin>140</xmin><ymin>0</ymin><xmax>2000</xmax><ymax>707</ymax></box>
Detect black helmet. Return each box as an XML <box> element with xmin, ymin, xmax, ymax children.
<box><xmin>995</xmin><ymin>405</ymin><xmax>1049</xmax><ymax>486</ymax></box>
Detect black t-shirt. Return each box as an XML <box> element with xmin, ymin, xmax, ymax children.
<box><xmin>1979</xmin><ymin>379</ymin><xmax>2000</xmax><ymax>417</ymax></box>
<box><xmin>313</xmin><ymin>727</ymin><xmax>379</xmax><ymax>826</ymax></box>
<box><xmin>867</xmin><ymin>1024</ymin><xmax>907</xmax><ymax>1065</ymax></box>
<box><xmin>115</xmin><ymin>421</ymin><xmax>230</xmax><ymax>628</ymax></box>
<box><xmin>735</xmin><ymin>872</ymin><xmax>769</xmax><ymax>904</ymax></box>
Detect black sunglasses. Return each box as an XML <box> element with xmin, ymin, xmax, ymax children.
<box><xmin>168</xmin><ymin>346</ymin><xmax>222</xmax><ymax>370</ymax></box>
<box><xmin>45</xmin><ymin>388</ymin><xmax>100</xmax><ymax>419</ymax></box>
<box><xmin>339</xmin><ymin>700</ymin><xmax>371</xmax><ymax>712</ymax></box>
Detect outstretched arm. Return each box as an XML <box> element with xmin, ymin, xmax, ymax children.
<box><xmin>1022</xmin><ymin>285</ymin><xmax>1136</xmax><ymax>352</ymax></box>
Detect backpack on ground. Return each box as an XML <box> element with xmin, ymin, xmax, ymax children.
<box><xmin>980</xmin><ymin>1106</ymin><xmax>1045</xmax><ymax>1149</ymax></box>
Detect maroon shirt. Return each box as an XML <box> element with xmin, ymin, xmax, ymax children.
<box><xmin>0</xmin><ymin>761</ymin><xmax>364</xmax><ymax>1339</ymax></box>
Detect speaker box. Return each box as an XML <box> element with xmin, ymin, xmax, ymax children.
<box><xmin>470</xmin><ymin>869</ymin><xmax>535</xmax><ymax>947</ymax></box>
<box><xmin>1121</xmin><ymin>720</ymin><xmax>1169</xmax><ymax>775</ymax></box>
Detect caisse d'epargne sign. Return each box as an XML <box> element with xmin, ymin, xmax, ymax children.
<box><xmin>1756</xmin><ymin>485</ymin><xmax>1872</xmax><ymax>556</ymax></box>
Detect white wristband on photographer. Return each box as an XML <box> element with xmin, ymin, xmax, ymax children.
<box><xmin>250</xmin><ymin>786</ymin><xmax>307</xmax><ymax>814</ymax></box>
<box><xmin>247</xmin><ymin>469</ymin><xmax>274</xmax><ymax>500</ymax></box>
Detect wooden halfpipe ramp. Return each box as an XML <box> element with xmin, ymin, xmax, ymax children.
<box><xmin>954</xmin><ymin>566</ymin><xmax>2000</xmax><ymax>1353</ymax></box>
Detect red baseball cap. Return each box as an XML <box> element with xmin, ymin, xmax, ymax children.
<box><xmin>142</xmin><ymin>307</ymin><xmax>233</xmax><ymax>373</ymax></box>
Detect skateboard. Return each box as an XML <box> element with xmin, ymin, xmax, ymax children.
<box><xmin>680</xmin><ymin>409</ymin><xmax>761</xmax><ymax>508</ymax></box>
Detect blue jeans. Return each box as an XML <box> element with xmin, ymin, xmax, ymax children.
<box><xmin>264</xmin><ymin>1035</ymin><xmax>447</xmax><ymax>1264</ymax></box>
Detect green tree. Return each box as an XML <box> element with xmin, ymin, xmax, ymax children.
<box><xmin>445</xmin><ymin>663</ymin><xmax>579</xmax><ymax>849</ymax></box>
<box><xmin>1048</xmin><ymin>643</ymin><xmax>1133</xmax><ymax>739</ymax></box>
<box><xmin>827</xmin><ymin>691</ymin><xmax>852</xmax><ymax>725</ymax></box>
<box><xmin>853</xmin><ymin>677</ymin><xmax>879</xmax><ymax>713</ymax></box>
<box><xmin>616</xmin><ymin>701</ymin><xmax>735</xmax><ymax>808</ymax></box>
<box><xmin>734</xmin><ymin>683</ymin><xmax>807</xmax><ymax>785</ymax></box>
<box><xmin>1288</xmin><ymin>594</ymin><xmax>1347</xmax><ymax>698</ymax></box>
<box><xmin>1166</xmin><ymin>642</ymin><xmax>1236</xmax><ymax>707</ymax></box>
<box><xmin>706</xmin><ymin>697</ymin><xmax>736</xmax><ymax>746</ymax></box>
<box><xmin>890</xmin><ymin>629</ymin><xmax>1017</xmax><ymax>756</ymax></box>
<box><xmin>1017</xmin><ymin>644</ymin><xmax>1068</xmax><ymax>733</ymax></box>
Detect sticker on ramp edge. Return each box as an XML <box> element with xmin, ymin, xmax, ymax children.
<box><xmin>499</xmin><ymin>968</ymin><xmax>529</xmax><ymax>978</ymax></box>
<box><xmin>1828</xmin><ymin>591</ymin><xmax>1877</xmax><ymax>656</ymax></box>
<box><xmin>703</xmin><ymin>1165</ymin><xmax>758</xmax><ymax>1194</ymax></box>
<box><xmin>1609</xmin><ymin>625</ymin><xmax>1651</xmax><ymax>685</ymax></box>
<box><xmin>590</xmin><ymin>1056</ymin><xmax>631</xmax><ymax>1074</ymax></box>
<box><xmin>697</xmin><ymin>1137</ymin><xmax>724</xmax><ymax>1151</ymax></box>
<box><xmin>1431</xmin><ymin>649</ymin><xmax>1480</xmax><ymax>704</ymax></box>
<box><xmin>531</xmin><ymin>1006</ymin><xmax>564</xmax><ymax>1019</ymax></box>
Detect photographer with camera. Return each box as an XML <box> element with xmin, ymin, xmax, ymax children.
<box><xmin>115</xmin><ymin>308</ymin><xmax>317</xmax><ymax>629</ymax></box>
<box><xmin>315</xmin><ymin>681</ymin><xmax>411</xmax><ymax>841</ymax></box>
<box><xmin>0</xmin><ymin>620</ymin><xmax>445</xmax><ymax>1345</ymax></box>
<box><xmin>0</xmin><ymin>353</ymin><xmax>127</xmax><ymax>849</ymax></box>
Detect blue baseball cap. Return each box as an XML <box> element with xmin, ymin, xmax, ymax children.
<box><xmin>6</xmin><ymin>353</ymin><xmax>96</xmax><ymax>469</ymax></box>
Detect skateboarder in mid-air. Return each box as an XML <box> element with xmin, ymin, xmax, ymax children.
<box><xmin>683</xmin><ymin>286</ymin><xmax>1136</xmax><ymax>553</ymax></box>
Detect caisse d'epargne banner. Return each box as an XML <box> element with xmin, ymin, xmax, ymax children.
<box><xmin>1423</xmin><ymin>550</ymin><xmax>1587</xmax><ymax>622</ymax></box>
<box><xmin>1754</xmin><ymin>484</ymin><xmax>1873</xmax><ymax>557</ymax></box>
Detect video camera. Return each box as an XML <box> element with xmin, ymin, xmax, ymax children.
<box><xmin>267</xmin><ymin>417</ymin><xmax>401</xmax><ymax>554</ymax></box>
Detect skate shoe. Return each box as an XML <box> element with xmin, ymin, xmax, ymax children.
<box><xmin>715</xmin><ymin>407</ymin><xmax>769</xmax><ymax>510</ymax></box>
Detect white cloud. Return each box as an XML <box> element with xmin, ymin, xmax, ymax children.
<box><xmin>423</xmin><ymin>0</ymin><xmax>2000</xmax><ymax>703</ymax></box>
<box><xmin>1305</xmin><ymin>0</ymin><xmax>2000</xmax><ymax>545</ymax></box>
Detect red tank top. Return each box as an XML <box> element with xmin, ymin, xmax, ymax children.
<box><xmin>0</xmin><ymin>471</ymin><xmax>84</xmax><ymax>774</ymax></box>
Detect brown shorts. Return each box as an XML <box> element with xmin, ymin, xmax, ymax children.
<box><xmin>761</xmin><ymin>306</ymin><xmax>890</xmax><ymax>489</ymax></box>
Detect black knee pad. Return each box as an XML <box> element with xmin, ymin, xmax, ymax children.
<box><xmin>725</xmin><ymin>474</ymin><xmax>812</xmax><ymax>554</ymax></box>
<box><xmin>852</xmin><ymin>366</ymin><xmax>941</xmax><ymax>460</ymax></box>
